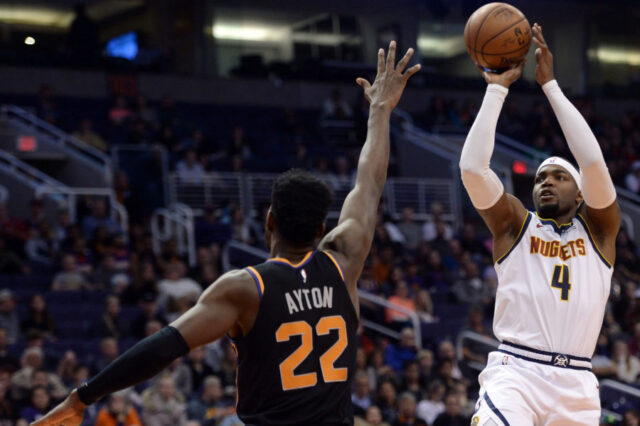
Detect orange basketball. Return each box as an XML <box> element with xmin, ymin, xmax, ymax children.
<box><xmin>464</xmin><ymin>2</ymin><xmax>531</xmax><ymax>73</ymax></box>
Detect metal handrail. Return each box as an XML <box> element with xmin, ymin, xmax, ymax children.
<box><xmin>0</xmin><ymin>150</ymin><xmax>65</xmax><ymax>187</ymax></box>
<box><xmin>151</xmin><ymin>204</ymin><xmax>196</xmax><ymax>267</ymax></box>
<box><xmin>1</xmin><ymin>105</ymin><xmax>113</xmax><ymax>184</ymax></box>
<box><xmin>455</xmin><ymin>330</ymin><xmax>499</xmax><ymax>372</ymax></box>
<box><xmin>35</xmin><ymin>185</ymin><xmax>128</xmax><ymax>240</ymax></box>
<box><xmin>357</xmin><ymin>290</ymin><xmax>422</xmax><ymax>350</ymax></box>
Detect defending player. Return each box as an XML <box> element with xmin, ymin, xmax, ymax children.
<box><xmin>31</xmin><ymin>42</ymin><xmax>420</xmax><ymax>426</ymax></box>
<box><xmin>461</xmin><ymin>24</ymin><xmax>619</xmax><ymax>425</ymax></box>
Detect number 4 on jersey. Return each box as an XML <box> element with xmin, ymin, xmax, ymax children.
<box><xmin>550</xmin><ymin>264</ymin><xmax>571</xmax><ymax>301</ymax></box>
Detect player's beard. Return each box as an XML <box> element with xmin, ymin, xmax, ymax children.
<box><xmin>537</xmin><ymin>201</ymin><xmax>559</xmax><ymax>218</ymax></box>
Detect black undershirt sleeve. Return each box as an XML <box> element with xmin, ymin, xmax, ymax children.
<box><xmin>77</xmin><ymin>326</ymin><xmax>190</xmax><ymax>405</ymax></box>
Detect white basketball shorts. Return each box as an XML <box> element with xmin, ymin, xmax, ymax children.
<box><xmin>470</xmin><ymin>351</ymin><xmax>601</xmax><ymax>426</ymax></box>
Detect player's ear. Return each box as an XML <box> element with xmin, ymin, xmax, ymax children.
<box><xmin>266</xmin><ymin>208</ymin><xmax>276</xmax><ymax>232</ymax></box>
<box><xmin>575</xmin><ymin>189</ymin><xmax>584</xmax><ymax>206</ymax></box>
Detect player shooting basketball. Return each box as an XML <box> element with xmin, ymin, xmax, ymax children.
<box><xmin>461</xmin><ymin>23</ymin><xmax>620</xmax><ymax>425</ymax></box>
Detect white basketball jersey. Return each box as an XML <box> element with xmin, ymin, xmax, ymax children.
<box><xmin>493</xmin><ymin>211</ymin><xmax>613</xmax><ymax>358</ymax></box>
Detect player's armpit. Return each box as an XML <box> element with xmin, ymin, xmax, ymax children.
<box><xmin>171</xmin><ymin>269</ymin><xmax>260</xmax><ymax>349</ymax></box>
<box><xmin>477</xmin><ymin>192</ymin><xmax>529</xmax><ymax>262</ymax></box>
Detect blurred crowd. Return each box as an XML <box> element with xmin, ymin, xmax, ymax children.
<box><xmin>0</xmin><ymin>85</ymin><xmax>640</xmax><ymax>425</ymax></box>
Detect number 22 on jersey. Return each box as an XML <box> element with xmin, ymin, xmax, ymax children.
<box><xmin>550</xmin><ymin>264</ymin><xmax>572</xmax><ymax>301</ymax></box>
<box><xmin>275</xmin><ymin>315</ymin><xmax>348</xmax><ymax>391</ymax></box>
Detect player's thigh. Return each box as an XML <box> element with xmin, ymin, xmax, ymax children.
<box><xmin>472</xmin><ymin>390</ymin><xmax>535</xmax><ymax>426</ymax></box>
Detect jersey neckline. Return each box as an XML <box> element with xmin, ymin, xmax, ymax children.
<box><xmin>267</xmin><ymin>251</ymin><xmax>314</xmax><ymax>268</ymax></box>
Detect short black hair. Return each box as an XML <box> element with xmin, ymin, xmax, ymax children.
<box><xmin>271</xmin><ymin>169</ymin><xmax>333</xmax><ymax>246</ymax></box>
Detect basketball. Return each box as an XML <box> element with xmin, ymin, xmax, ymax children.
<box><xmin>464</xmin><ymin>2</ymin><xmax>531</xmax><ymax>73</ymax></box>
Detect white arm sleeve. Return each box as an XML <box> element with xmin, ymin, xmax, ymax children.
<box><xmin>459</xmin><ymin>84</ymin><xmax>507</xmax><ymax>210</ymax></box>
<box><xmin>543</xmin><ymin>80</ymin><xmax>616</xmax><ymax>208</ymax></box>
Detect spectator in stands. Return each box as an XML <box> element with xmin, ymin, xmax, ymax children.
<box><xmin>414</xmin><ymin>290</ymin><xmax>434</xmax><ymax>323</ymax></box>
<box><xmin>397</xmin><ymin>207</ymin><xmax>422</xmax><ymax>251</ymax></box>
<box><xmin>82</xmin><ymin>198</ymin><xmax>122</xmax><ymax>239</ymax></box>
<box><xmin>425</xmin><ymin>251</ymin><xmax>450</xmax><ymax>293</ymax></box>
<box><xmin>416</xmin><ymin>350</ymin><xmax>434</xmax><ymax>388</ymax></box>
<box><xmin>393</xmin><ymin>392</ymin><xmax>426</xmax><ymax>426</ymax></box>
<box><xmin>323</xmin><ymin>89</ymin><xmax>353</xmax><ymax>120</ymax></box>
<box><xmin>386</xmin><ymin>281</ymin><xmax>416</xmax><ymax>327</ymax></box>
<box><xmin>52</xmin><ymin>210</ymin><xmax>71</xmax><ymax>247</ymax></box>
<box><xmin>227</xmin><ymin>126</ymin><xmax>252</xmax><ymax>161</ymax></box>
<box><xmin>0</xmin><ymin>291</ymin><xmax>20</xmax><ymax>344</ymax></box>
<box><xmin>436</xmin><ymin>340</ymin><xmax>462</xmax><ymax>381</ymax></box>
<box><xmin>73</xmin><ymin>118</ymin><xmax>108</xmax><ymax>152</ymax></box>
<box><xmin>134</xmin><ymin>95</ymin><xmax>158</xmax><ymax>128</ymax></box>
<box><xmin>629</xmin><ymin>323</ymin><xmax>640</xmax><ymax>357</ymax></box>
<box><xmin>452</xmin><ymin>261</ymin><xmax>491</xmax><ymax>306</ymax></box>
<box><xmin>185</xmin><ymin>346</ymin><xmax>215</xmax><ymax>394</ymax></box>
<box><xmin>90</xmin><ymin>294</ymin><xmax>128</xmax><ymax>339</ymax></box>
<box><xmin>55</xmin><ymin>351</ymin><xmax>78</xmax><ymax>388</ymax></box>
<box><xmin>385</xmin><ymin>327</ymin><xmax>418</xmax><ymax>373</ymax></box>
<box><xmin>157</xmin><ymin>262</ymin><xmax>201</xmax><ymax>318</ymax></box>
<box><xmin>416</xmin><ymin>380</ymin><xmax>445</xmax><ymax>425</ymax></box>
<box><xmin>352</xmin><ymin>371</ymin><xmax>373</xmax><ymax>417</ymax></box>
<box><xmin>10</xmin><ymin>347</ymin><xmax>45</xmax><ymax>402</ymax></box>
<box><xmin>18</xmin><ymin>385</ymin><xmax>50</xmax><ymax>423</ymax></box>
<box><xmin>230</xmin><ymin>206</ymin><xmax>254</xmax><ymax>245</ymax></box>
<box><xmin>25</xmin><ymin>223</ymin><xmax>56</xmax><ymax>267</ymax></box>
<box><xmin>91</xmin><ymin>338</ymin><xmax>119</xmax><ymax>375</ymax></box>
<box><xmin>30</xmin><ymin>369</ymin><xmax>68</xmax><ymax>402</ymax></box>
<box><xmin>399</xmin><ymin>360</ymin><xmax>423</xmax><ymax>402</ymax></box>
<box><xmin>68</xmin><ymin>236</ymin><xmax>93</xmax><ymax>275</ymax></box>
<box><xmin>92</xmin><ymin>254</ymin><xmax>119</xmax><ymax>290</ymax></box>
<box><xmin>612</xmin><ymin>339</ymin><xmax>640</xmax><ymax>383</ymax></box>
<box><xmin>292</xmin><ymin>142</ymin><xmax>313</xmax><ymax>170</ymax></box>
<box><xmin>176</xmin><ymin>149</ymin><xmax>206</xmax><ymax>185</ymax></box>
<box><xmin>625</xmin><ymin>161</ymin><xmax>640</xmax><ymax>194</ymax></box>
<box><xmin>452</xmin><ymin>382</ymin><xmax>475</xmax><ymax>418</ymax></box>
<box><xmin>51</xmin><ymin>254</ymin><xmax>90</xmax><ymax>291</ymax></box>
<box><xmin>432</xmin><ymin>393</ymin><xmax>467</xmax><ymax>426</ymax></box>
<box><xmin>108</xmin><ymin>96</ymin><xmax>133</xmax><ymax>127</ymax></box>
<box><xmin>95</xmin><ymin>391</ymin><xmax>142</xmax><ymax>426</ymax></box>
<box><xmin>130</xmin><ymin>292</ymin><xmax>167</xmax><ymax>339</ymax></box>
<box><xmin>144</xmin><ymin>320</ymin><xmax>163</xmax><ymax>337</ymax></box>
<box><xmin>186</xmin><ymin>375</ymin><xmax>234</xmax><ymax>425</ymax></box>
<box><xmin>377</xmin><ymin>379</ymin><xmax>398</xmax><ymax>424</ymax></box>
<box><xmin>20</xmin><ymin>294</ymin><xmax>56</xmax><ymax>340</ymax></box>
<box><xmin>460</xmin><ymin>305</ymin><xmax>492</xmax><ymax>368</ymax></box>
<box><xmin>0</xmin><ymin>328</ymin><xmax>18</xmax><ymax>372</ymax></box>
<box><xmin>142</xmin><ymin>374</ymin><xmax>188</xmax><ymax>426</ymax></box>
<box><xmin>623</xmin><ymin>409</ymin><xmax>640</xmax><ymax>426</ymax></box>
<box><xmin>72</xmin><ymin>365</ymin><xmax>90</xmax><ymax>390</ymax></box>
<box><xmin>360</xmin><ymin>405</ymin><xmax>388</xmax><ymax>426</ymax></box>
<box><xmin>0</xmin><ymin>380</ymin><xmax>14</xmax><ymax>424</ymax></box>
<box><xmin>0</xmin><ymin>237</ymin><xmax>26</xmax><ymax>275</ymax></box>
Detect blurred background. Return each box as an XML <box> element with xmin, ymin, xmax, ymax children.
<box><xmin>1</xmin><ymin>0</ymin><xmax>640</xmax><ymax>425</ymax></box>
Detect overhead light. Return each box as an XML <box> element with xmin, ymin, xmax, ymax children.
<box><xmin>0</xmin><ymin>6</ymin><xmax>73</xmax><ymax>28</ymax></box>
<box><xmin>418</xmin><ymin>35</ymin><xmax>466</xmax><ymax>58</ymax></box>
<box><xmin>24</xmin><ymin>36</ymin><xmax>35</xmax><ymax>45</ymax></box>
<box><xmin>212</xmin><ymin>24</ymin><xmax>285</xmax><ymax>42</ymax></box>
<box><xmin>589</xmin><ymin>46</ymin><xmax>640</xmax><ymax>66</ymax></box>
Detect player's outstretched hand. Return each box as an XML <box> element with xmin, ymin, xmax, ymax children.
<box><xmin>478</xmin><ymin>60</ymin><xmax>526</xmax><ymax>89</ymax></box>
<box><xmin>30</xmin><ymin>389</ymin><xmax>86</xmax><ymax>426</ymax></box>
<box><xmin>356</xmin><ymin>41</ymin><xmax>421</xmax><ymax>112</ymax></box>
<box><xmin>532</xmin><ymin>23</ymin><xmax>554</xmax><ymax>86</ymax></box>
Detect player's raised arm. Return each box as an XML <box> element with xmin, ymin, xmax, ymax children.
<box><xmin>319</xmin><ymin>41</ymin><xmax>420</xmax><ymax>289</ymax></box>
<box><xmin>459</xmin><ymin>62</ymin><xmax>528</xmax><ymax>262</ymax></box>
<box><xmin>532</xmin><ymin>23</ymin><xmax>620</xmax><ymax>258</ymax></box>
<box><xmin>31</xmin><ymin>270</ymin><xmax>257</xmax><ymax>426</ymax></box>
